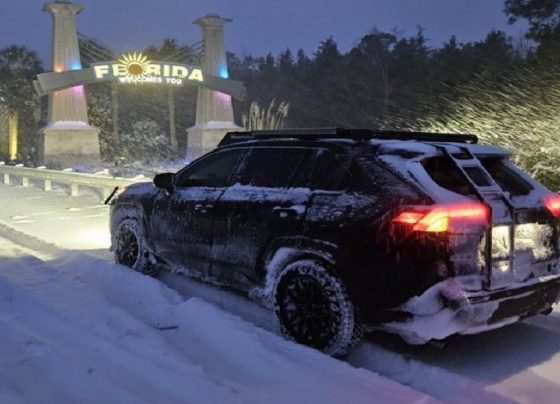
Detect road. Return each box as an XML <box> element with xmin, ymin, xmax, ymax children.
<box><xmin>1</xmin><ymin>182</ymin><xmax>559</xmax><ymax>403</ymax></box>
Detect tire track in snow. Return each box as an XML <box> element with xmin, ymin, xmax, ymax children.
<box><xmin>0</xmin><ymin>220</ymin><xmax>65</xmax><ymax>258</ymax></box>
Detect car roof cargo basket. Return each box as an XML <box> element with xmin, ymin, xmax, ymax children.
<box><xmin>219</xmin><ymin>128</ymin><xmax>478</xmax><ymax>147</ymax></box>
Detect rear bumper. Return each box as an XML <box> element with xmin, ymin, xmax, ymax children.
<box><xmin>470</xmin><ymin>276</ymin><xmax>560</xmax><ymax>325</ymax></box>
<box><xmin>380</xmin><ymin>275</ymin><xmax>560</xmax><ymax>344</ymax></box>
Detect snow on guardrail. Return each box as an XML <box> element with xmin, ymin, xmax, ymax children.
<box><xmin>0</xmin><ymin>162</ymin><xmax>145</xmax><ymax>200</ymax></box>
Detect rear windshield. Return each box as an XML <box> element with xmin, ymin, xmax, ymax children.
<box><xmin>480</xmin><ymin>158</ymin><xmax>533</xmax><ymax>196</ymax></box>
<box><xmin>422</xmin><ymin>156</ymin><xmax>533</xmax><ymax>197</ymax></box>
<box><xmin>422</xmin><ymin>157</ymin><xmax>477</xmax><ymax>197</ymax></box>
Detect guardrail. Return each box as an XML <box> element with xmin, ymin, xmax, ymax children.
<box><xmin>0</xmin><ymin>163</ymin><xmax>144</xmax><ymax>200</ymax></box>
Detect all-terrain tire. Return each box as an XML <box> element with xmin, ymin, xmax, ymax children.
<box><xmin>273</xmin><ymin>259</ymin><xmax>363</xmax><ymax>356</ymax></box>
<box><xmin>114</xmin><ymin>218</ymin><xmax>156</xmax><ymax>276</ymax></box>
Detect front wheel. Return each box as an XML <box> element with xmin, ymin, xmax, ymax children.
<box><xmin>114</xmin><ymin>218</ymin><xmax>155</xmax><ymax>275</ymax></box>
<box><xmin>273</xmin><ymin>259</ymin><xmax>363</xmax><ymax>356</ymax></box>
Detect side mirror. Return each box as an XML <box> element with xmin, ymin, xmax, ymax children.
<box><xmin>153</xmin><ymin>173</ymin><xmax>174</xmax><ymax>194</ymax></box>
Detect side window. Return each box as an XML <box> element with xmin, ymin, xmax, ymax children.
<box><xmin>291</xmin><ymin>149</ymin><xmax>356</xmax><ymax>191</ymax></box>
<box><xmin>233</xmin><ymin>147</ymin><xmax>307</xmax><ymax>188</ymax></box>
<box><xmin>175</xmin><ymin>149</ymin><xmax>244</xmax><ymax>188</ymax></box>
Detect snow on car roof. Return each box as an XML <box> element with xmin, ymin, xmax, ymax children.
<box><xmin>371</xmin><ymin>139</ymin><xmax>509</xmax><ymax>157</ymax></box>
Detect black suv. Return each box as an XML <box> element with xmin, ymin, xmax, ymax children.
<box><xmin>109</xmin><ymin>128</ymin><xmax>560</xmax><ymax>356</ymax></box>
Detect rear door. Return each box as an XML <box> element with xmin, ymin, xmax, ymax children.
<box><xmin>479</xmin><ymin>157</ymin><xmax>558</xmax><ymax>283</ymax></box>
<box><xmin>150</xmin><ymin>148</ymin><xmax>244</xmax><ymax>276</ymax></box>
<box><xmin>420</xmin><ymin>153</ymin><xmax>558</xmax><ymax>288</ymax></box>
<box><xmin>210</xmin><ymin>146</ymin><xmax>311</xmax><ymax>286</ymax></box>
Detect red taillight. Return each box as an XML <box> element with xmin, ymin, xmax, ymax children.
<box><xmin>545</xmin><ymin>195</ymin><xmax>560</xmax><ymax>218</ymax></box>
<box><xmin>393</xmin><ymin>211</ymin><xmax>425</xmax><ymax>224</ymax></box>
<box><xmin>393</xmin><ymin>203</ymin><xmax>488</xmax><ymax>233</ymax></box>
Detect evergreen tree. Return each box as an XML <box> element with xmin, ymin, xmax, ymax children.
<box><xmin>505</xmin><ymin>0</ymin><xmax>560</xmax><ymax>58</ymax></box>
<box><xmin>505</xmin><ymin>0</ymin><xmax>560</xmax><ymax>40</ymax></box>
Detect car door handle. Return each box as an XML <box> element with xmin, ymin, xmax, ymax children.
<box><xmin>272</xmin><ymin>207</ymin><xmax>299</xmax><ymax>219</ymax></box>
<box><xmin>194</xmin><ymin>204</ymin><xmax>214</xmax><ymax>214</ymax></box>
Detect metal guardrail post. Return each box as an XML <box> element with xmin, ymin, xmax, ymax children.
<box><xmin>71</xmin><ymin>183</ymin><xmax>79</xmax><ymax>197</ymax></box>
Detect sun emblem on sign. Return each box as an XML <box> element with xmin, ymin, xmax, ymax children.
<box><xmin>117</xmin><ymin>52</ymin><xmax>151</xmax><ymax>78</ymax></box>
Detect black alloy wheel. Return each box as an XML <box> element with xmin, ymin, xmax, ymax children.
<box><xmin>278</xmin><ymin>273</ymin><xmax>339</xmax><ymax>349</ymax></box>
<box><xmin>273</xmin><ymin>260</ymin><xmax>363</xmax><ymax>356</ymax></box>
<box><xmin>115</xmin><ymin>225</ymin><xmax>140</xmax><ymax>268</ymax></box>
<box><xmin>113</xmin><ymin>218</ymin><xmax>155</xmax><ymax>275</ymax></box>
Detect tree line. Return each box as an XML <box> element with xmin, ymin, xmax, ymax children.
<box><xmin>1</xmin><ymin>1</ymin><xmax>560</xmax><ymax>186</ymax></box>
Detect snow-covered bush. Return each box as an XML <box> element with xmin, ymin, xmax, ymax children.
<box><xmin>121</xmin><ymin>119</ymin><xmax>171</xmax><ymax>164</ymax></box>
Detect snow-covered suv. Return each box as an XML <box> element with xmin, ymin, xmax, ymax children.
<box><xmin>109</xmin><ymin>128</ymin><xmax>560</xmax><ymax>356</ymax></box>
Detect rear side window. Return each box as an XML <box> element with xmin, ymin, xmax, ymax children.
<box><xmin>481</xmin><ymin>158</ymin><xmax>533</xmax><ymax>196</ymax></box>
<box><xmin>355</xmin><ymin>156</ymin><xmax>419</xmax><ymax>196</ymax></box>
<box><xmin>233</xmin><ymin>147</ymin><xmax>307</xmax><ymax>187</ymax></box>
<box><xmin>291</xmin><ymin>149</ymin><xmax>357</xmax><ymax>190</ymax></box>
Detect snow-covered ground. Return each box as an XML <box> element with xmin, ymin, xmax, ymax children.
<box><xmin>1</xmin><ymin>182</ymin><xmax>560</xmax><ymax>403</ymax></box>
<box><xmin>0</xmin><ymin>237</ymin><xmax>435</xmax><ymax>404</ymax></box>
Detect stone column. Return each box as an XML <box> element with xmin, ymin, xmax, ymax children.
<box><xmin>186</xmin><ymin>14</ymin><xmax>241</xmax><ymax>162</ymax></box>
<box><xmin>39</xmin><ymin>0</ymin><xmax>100</xmax><ymax>168</ymax></box>
<box><xmin>0</xmin><ymin>106</ymin><xmax>7</xmax><ymax>158</ymax></box>
<box><xmin>8</xmin><ymin>110</ymin><xmax>18</xmax><ymax>161</ymax></box>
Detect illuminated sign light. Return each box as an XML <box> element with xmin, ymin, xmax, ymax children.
<box><xmin>219</xmin><ymin>67</ymin><xmax>229</xmax><ymax>79</ymax></box>
<box><xmin>92</xmin><ymin>52</ymin><xmax>204</xmax><ymax>86</ymax></box>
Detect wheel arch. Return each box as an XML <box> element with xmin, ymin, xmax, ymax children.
<box><xmin>271</xmin><ymin>249</ymin><xmax>364</xmax><ymax>356</ymax></box>
<box><xmin>110</xmin><ymin>202</ymin><xmax>150</xmax><ymax>251</ymax></box>
<box><xmin>252</xmin><ymin>236</ymin><xmax>342</xmax><ymax>307</ymax></box>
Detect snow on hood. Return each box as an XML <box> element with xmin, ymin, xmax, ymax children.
<box><xmin>121</xmin><ymin>181</ymin><xmax>155</xmax><ymax>195</ymax></box>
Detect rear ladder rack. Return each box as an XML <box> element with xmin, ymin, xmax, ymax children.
<box><xmin>436</xmin><ymin>145</ymin><xmax>516</xmax><ymax>289</ymax></box>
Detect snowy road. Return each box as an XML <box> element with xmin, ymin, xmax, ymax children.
<box><xmin>1</xmin><ymin>183</ymin><xmax>560</xmax><ymax>403</ymax></box>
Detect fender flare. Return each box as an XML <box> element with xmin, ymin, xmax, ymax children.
<box><xmin>110</xmin><ymin>203</ymin><xmax>150</xmax><ymax>251</ymax></box>
<box><xmin>252</xmin><ymin>237</ymin><xmax>342</xmax><ymax>307</ymax></box>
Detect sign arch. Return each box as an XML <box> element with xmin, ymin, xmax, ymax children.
<box><xmin>35</xmin><ymin>51</ymin><xmax>246</xmax><ymax>101</ymax></box>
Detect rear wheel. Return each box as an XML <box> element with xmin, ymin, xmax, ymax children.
<box><xmin>273</xmin><ymin>259</ymin><xmax>363</xmax><ymax>356</ymax></box>
<box><xmin>114</xmin><ymin>218</ymin><xmax>155</xmax><ymax>275</ymax></box>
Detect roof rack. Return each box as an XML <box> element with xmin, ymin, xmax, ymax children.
<box><xmin>218</xmin><ymin>128</ymin><xmax>478</xmax><ymax>146</ymax></box>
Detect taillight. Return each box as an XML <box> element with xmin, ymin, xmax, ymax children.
<box><xmin>393</xmin><ymin>203</ymin><xmax>488</xmax><ymax>233</ymax></box>
<box><xmin>544</xmin><ymin>195</ymin><xmax>560</xmax><ymax>218</ymax></box>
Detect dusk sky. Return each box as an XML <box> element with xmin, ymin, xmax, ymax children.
<box><xmin>0</xmin><ymin>0</ymin><xmax>527</xmax><ymax>67</ymax></box>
